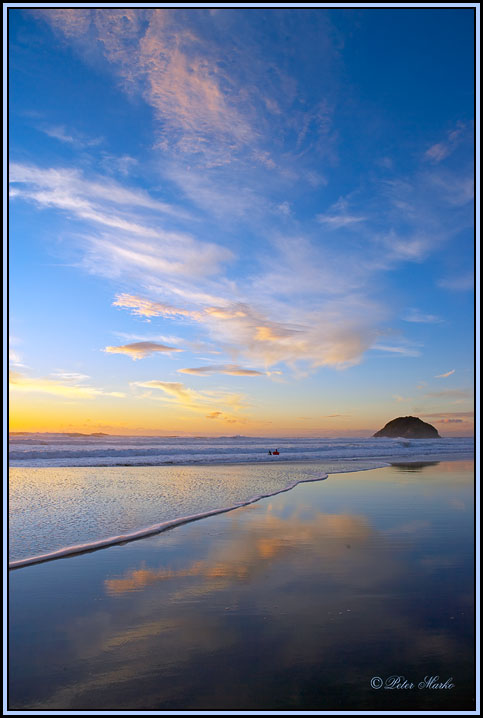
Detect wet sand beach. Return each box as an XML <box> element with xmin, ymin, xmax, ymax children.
<box><xmin>9</xmin><ymin>461</ymin><xmax>475</xmax><ymax>711</ymax></box>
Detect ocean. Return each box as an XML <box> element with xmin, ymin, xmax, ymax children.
<box><xmin>9</xmin><ymin>432</ymin><xmax>474</xmax><ymax>467</ymax></box>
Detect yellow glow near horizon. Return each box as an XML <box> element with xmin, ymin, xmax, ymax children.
<box><xmin>9</xmin><ymin>393</ymin><xmax>474</xmax><ymax>437</ymax></box>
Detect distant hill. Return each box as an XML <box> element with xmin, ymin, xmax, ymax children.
<box><xmin>373</xmin><ymin>416</ymin><xmax>441</xmax><ymax>439</ymax></box>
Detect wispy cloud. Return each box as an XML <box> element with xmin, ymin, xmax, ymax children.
<box><xmin>10</xmin><ymin>163</ymin><xmax>184</xmax><ymax>217</ymax></box>
<box><xmin>437</xmin><ymin>273</ymin><xmax>474</xmax><ymax>291</ymax></box>
<box><xmin>133</xmin><ymin>380</ymin><xmax>192</xmax><ymax>403</ymax></box>
<box><xmin>9</xmin><ymin>349</ymin><xmax>26</xmax><ymax>368</ymax></box>
<box><xmin>372</xmin><ymin>344</ymin><xmax>421</xmax><ymax>357</ymax></box>
<box><xmin>99</xmin><ymin>153</ymin><xmax>138</xmax><ymax>177</ymax></box>
<box><xmin>317</xmin><ymin>213</ymin><xmax>366</xmax><ymax>229</ymax></box>
<box><xmin>11</xmin><ymin>155</ymin><xmax>467</xmax><ymax>378</ymax></box>
<box><xmin>36</xmin><ymin>8</ymin><xmax>92</xmax><ymax>38</ymax></box>
<box><xmin>420</xmin><ymin>411</ymin><xmax>473</xmax><ymax>419</ymax></box>
<box><xmin>435</xmin><ymin>369</ymin><xmax>455</xmax><ymax>379</ymax></box>
<box><xmin>113</xmin><ymin>331</ymin><xmax>183</xmax><ymax>346</ymax></box>
<box><xmin>317</xmin><ymin>198</ymin><xmax>366</xmax><ymax>228</ymax></box>
<box><xmin>40</xmin><ymin>9</ymin><xmax>255</xmax><ymax>163</ymax></box>
<box><xmin>50</xmin><ymin>371</ymin><xmax>91</xmax><ymax>383</ymax></box>
<box><xmin>424</xmin><ymin>388</ymin><xmax>472</xmax><ymax>400</ymax></box>
<box><xmin>10</xmin><ymin>163</ymin><xmax>234</xmax><ymax>288</ymax></box>
<box><xmin>113</xmin><ymin>293</ymin><xmax>200</xmax><ymax>320</ymax></box>
<box><xmin>424</xmin><ymin>122</ymin><xmax>467</xmax><ymax>164</ymax></box>
<box><xmin>39</xmin><ymin>124</ymin><xmax>103</xmax><ymax>148</ymax></box>
<box><xmin>9</xmin><ymin>371</ymin><xmax>124</xmax><ymax>399</ymax></box>
<box><xmin>131</xmin><ymin>379</ymin><xmax>247</xmax><ymax>419</ymax></box>
<box><xmin>423</xmin><ymin>170</ymin><xmax>474</xmax><ymax>207</ymax></box>
<box><xmin>206</xmin><ymin>411</ymin><xmax>223</xmax><ymax>419</ymax></box>
<box><xmin>178</xmin><ymin>364</ymin><xmax>265</xmax><ymax>377</ymax></box>
<box><xmin>36</xmin><ymin>8</ymin><xmax>342</xmax><ymax>173</ymax></box>
<box><xmin>103</xmin><ymin>342</ymin><xmax>182</xmax><ymax>360</ymax></box>
<box><xmin>403</xmin><ymin>309</ymin><xmax>443</xmax><ymax>324</ymax></box>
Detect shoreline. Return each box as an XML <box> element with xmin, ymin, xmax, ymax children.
<box><xmin>9</xmin><ymin>454</ymin><xmax>474</xmax><ymax>570</ymax></box>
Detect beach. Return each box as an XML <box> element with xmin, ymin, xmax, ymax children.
<box><xmin>9</xmin><ymin>459</ymin><xmax>475</xmax><ymax>711</ymax></box>
<box><xmin>8</xmin><ymin>434</ymin><xmax>474</xmax><ymax>565</ymax></box>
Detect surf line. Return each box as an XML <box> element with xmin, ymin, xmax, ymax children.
<box><xmin>9</xmin><ymin>473</ymin><xmax>328</xmax><ymax>570</ymax></box>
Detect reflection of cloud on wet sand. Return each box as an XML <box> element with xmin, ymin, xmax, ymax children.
<box><xmin>23</xmin><ymin>475</ymin><xmax>473</xmax><ymax>710</ymax></box>
<box><xmin>104</xmin><ymin>510</ymin><xmax>378</xmax><ymax>596</ymax></box>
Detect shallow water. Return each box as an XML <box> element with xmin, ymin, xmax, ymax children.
<box><xmin>10</xmin><ymin>462</ymin><xmax>333</xmax><ymax>563</ymax></box>
<box><xmin>9</xmin><ymin>460</ymin><xmax>475</xmax><ymax>711</ymax></box>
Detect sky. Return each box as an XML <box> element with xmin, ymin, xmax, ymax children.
<box><xmin>8</xmin><ymin>7</ymin><xmax>475</xmax><ymax>437</ymax></box>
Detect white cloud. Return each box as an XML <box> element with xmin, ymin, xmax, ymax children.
<box><xmin>372</xmin><ymin>344</ymin><xmax>421</xmax><ymax>357</ymax></box>
<box><xmin>99</xmin><ymin>153</ymin><xmax>138</xmax><ymax>177</ymax></box>
<box><xmin>425</xmin><ymin>143</ymin><xmax>450</xmax><ymax>164</ymax></box>
<box><xmin>435</xmin><ymin>369</ymin><xmax>455</xmax><ymax>379</ymax></box>
<box><xmin>424</xmin><ymin>170</ymin><xmax>474</xmax><ymax>207</ymax></box>
<box><xmin>438</xmin><ymin>273</ymin><xmax>474</xmax><ymax>291</ymax></box>
<box><xmin>316</xmin><ymin>197</ymin><xmax>366</xmax><ymax>229</ymax></box>
<box><xmin>9</xmin><ymin>162</ymin><xmax>190</xmax><ymax>219</ymax></box>
<box><xmin>39</xmin><ymin>124</ymin><xmax>103</xmax><ymax>148</ymax></box>
<box><xmin>113</xmin><ymin>330</ymin><xmax>183</xmax><ymax>345</ymax></box>
<box><xmin>10</xmin><ymin>163</ymin><xmax>234</xmax><ymax>287</ymax></box>
<box><xmin>178</xmin><ymin>364</ymin><xmax>265</xmax><ymax>377</ymax></box>
<box><xmin>317</xmin><ymin>213</ymin><xmax>366</xmax><ymax>229</ymax></box>
<box><xmin>424</xmin><ymin>123</ymin><xmax>467</xmax><ymax>164</ymax></box>
<box><xmin>403</xmin><ymin>309</ymin><xmax>443</xmax><ymax>324</ymax></box>
<box><xmin>50</xmin><ymin>371</ymin><xmax>91</xmax><ymax>383</ymax></box>
<box><xmin>9</xmin><ymin>348</ymin><xmax>26</xmax><ymax>368</ymax></box>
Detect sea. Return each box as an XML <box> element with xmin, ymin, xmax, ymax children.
<box><xmin>9</xmin><ymin>433</ymin><xmax>474</xmax><ymax>566</ymax></box>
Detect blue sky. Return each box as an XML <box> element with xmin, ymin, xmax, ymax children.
<box><xmin>9</xmin><ymin>7</ymin><xmax>475</xmax><ymax>436</ymax></box>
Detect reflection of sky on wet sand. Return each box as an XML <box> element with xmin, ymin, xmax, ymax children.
<box><xmin>9</xmin><ymin>462</ymin><xmax>474</xmax><ymax>711</ymax></box>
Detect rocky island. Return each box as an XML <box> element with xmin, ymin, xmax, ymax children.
<box><xmin>373</xmin><ymin>416</ymin><xmax>441</xmax><ymax>439</ymax></box>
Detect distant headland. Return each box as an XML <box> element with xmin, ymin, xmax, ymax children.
<box><xmin>373</xmin><ymin>416</ymin><xmax>441</xmax><ymax>439</ymax></box>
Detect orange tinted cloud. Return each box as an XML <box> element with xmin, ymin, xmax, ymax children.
<box><xmin>113</xmin><ymin>293</ymin><xmax>200</xmax><ymax>320</ymax></box>
<box><xmin>132</xmin><ymin>380</ymin><xmax>247</xmax><ymax>417</ymax></box>
<box><xmin>41</xmin><ymin>9</ymin><xmax>253</xmax><ymax>160</ymax></box>
<box><xmin>103</xmin><ymin>341</ymin><xmax>182</xmax><ymax>360</ymax></box>
<box><xmin>435</xmin><ymin>369</ymin><xmax>455</xmax><ymax>378</ymax></box>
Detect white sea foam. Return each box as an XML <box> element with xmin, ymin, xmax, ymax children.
<box><xmin>9</xmin><ymin>473</ymin><xmax>328</xmax><ymax>569</ymax></box>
